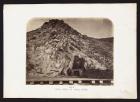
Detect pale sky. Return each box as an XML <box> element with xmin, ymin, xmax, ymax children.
<box><xmin>27</xmin><ymin>18</ymin><xmax>113</xmax><ymax>38</ymax></box>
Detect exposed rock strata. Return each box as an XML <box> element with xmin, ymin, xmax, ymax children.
<box><xmin>27</xmin><ymin>19</ymin><xmax>113</xmax><ymax>78</ymax></box>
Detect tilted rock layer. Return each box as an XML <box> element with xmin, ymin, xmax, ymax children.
<box><xmin>27</xmin><ymin>19</ymin><xmax>113</xmax><ymax>78</ymax></box>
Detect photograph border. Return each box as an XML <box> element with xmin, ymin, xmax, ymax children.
<box><xmin>1</xmin><ymin>0</ymin><xmax>139</xmax><ymax>101</ymax></box>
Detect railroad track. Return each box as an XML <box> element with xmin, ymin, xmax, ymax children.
<box><xmin>26</xmin><ymin>77</ymin><xmax>113</xmax><ymax>85</ymax></box>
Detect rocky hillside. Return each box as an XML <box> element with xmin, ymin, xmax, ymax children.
<box><xmin>27</xmin><ymin>19</ymin><xmax>113</xmax><ymax>78</ymax></box>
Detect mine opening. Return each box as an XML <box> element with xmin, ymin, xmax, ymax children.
<box><xmin>73</xmin><ymin>70</ymin><xmax>80</xmax><ymax>76</ymax></box>
<box><xmin>69</xmin><ymin>55</ymin><xmax>86</xmax><ymax>77</ymax></box>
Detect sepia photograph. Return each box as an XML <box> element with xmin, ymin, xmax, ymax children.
<box><xmin>26</xmin><ymin>18</ymin><xmax>113</xmax><ymax>85</ymax></box>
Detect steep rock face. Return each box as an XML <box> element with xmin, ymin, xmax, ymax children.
<box><xmin>27</xmin><ymin>19</ymin><xmax>113</xmax><ymax>77</ymax></box>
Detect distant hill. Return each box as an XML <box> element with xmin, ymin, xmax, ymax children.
<box><xmin>27</xmin><ymin>19</ymin><xmax>113</xmax><ymax>78</ymax></box>
<box><xmin>98</xmin><ymin>37</ymin><xmax>113</xmax><ymax>43</ymax></box>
